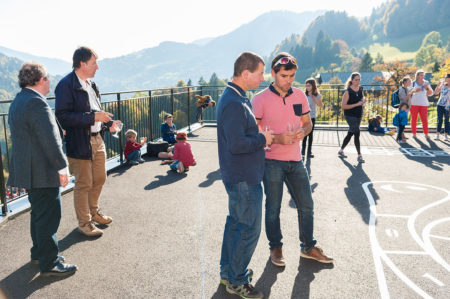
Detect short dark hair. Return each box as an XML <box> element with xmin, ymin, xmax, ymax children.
<box><xmin>233</xmin><ymin>52</ymin><xmax>265</xmax><ymax>77</ymax></box>
<box><xmin>18</xmin><ymin>62</ymin><xmax>47</xmax><ymax>88</ymax></box>
<box><xmin>446</xmin><ymin>73</ymin><xmax>450</xmax><ymax>79</ymax></box>
<box><xmin>399</xmin><ymin>102</ymin><xmax>409</xmax><ymax>110</ymax></box>
<box><xmin>73</xmin><ymin>46</ymin><xmax>98</xmax><ymax>69</ymax></box>
<box><xmin>271</xmin><ymin>52</ymin><xmax>298</xmax><ymax>73</ymax></box>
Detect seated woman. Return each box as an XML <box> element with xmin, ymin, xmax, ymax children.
<box><xmin>368</xmin><ymin>115</ymin><xmax>395</xmax><ymax>135</ymax></box>
<box><xmin>161</xmin><ymin>114</ymin><xmax>177</xmax><ymax>144</ymax></box>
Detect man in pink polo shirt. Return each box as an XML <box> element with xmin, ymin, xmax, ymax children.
<box><xmin>252</xmin><ymin>52</ymin><xmax>333</xmax><ymax>267</ymax></box>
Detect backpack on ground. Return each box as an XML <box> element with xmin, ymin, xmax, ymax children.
<box><xmin>145</xmin><ymin>141</ymin><xmax>169</xmax><ymax>157</ymax></box>
<box><xmin>391</xmin><ymin>89</ymin><xmax>400</xmax><ymax>108</ymax></box>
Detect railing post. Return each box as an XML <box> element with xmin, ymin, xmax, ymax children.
<box><xmin>385</xmin><ymin>87</ymin><xmax>391</xmax><ymax>127</ymax></box>
<box><xmin>117</xmin><ymin>93</ymin><xmax>123</xmax><ymax>164</ymax></box>
<box><xmin>148</xmin><ymin>90</ymin><xmax>153</xmax><ymax>141</ymax></box>
<box><xmin>187</xmin><ymin>87</ymin><xmax>191</xmax><ymax>133</ymax></box>
<box><xmin>336</xmin><ymin>86</ymin><xmax>341</xmax><ymax>127</ymax></box>
<box><xmin>171</xmin><ymin>88</ymin><xmax>174</xmax><ymax>115</ymax></box>
<box><xmin>0</xmin><ymin>145</ymin><xmax>7</xmax><ymax>215</ymax></box>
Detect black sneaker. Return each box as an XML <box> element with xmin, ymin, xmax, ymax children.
<box><xmin>220</xmin><ymin>268</ymin><xmax>253</xmax><ymax>286</ymax></box>
<box><xmin>226</xmin><ymin>283</ymin><xmax>263</xmax><ymax>299</ymax></box>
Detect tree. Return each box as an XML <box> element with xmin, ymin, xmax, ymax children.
<box><xmin>433</xmin><ymin>58</ymin><xmax>450</xmax><ymax>83</ymax></box>
<box><xmin>421</xmin><ymin>31</ymin><xmax>442</xmax><ymax>48</ymax></box>
<box><xmin>381</xmin><ymin>60</ymin><xmax>417</xmax><ymax>89</ymax></box>
<box><xmin>375</xmin><ymin>53</ymin><xmax>384</xmax><ymax>65</ymax></box>
<box><xmin>198</xmin><ymin>76</ymin><xmax>207</xmax><ymax>86</ymax></box>
<box><xmin>187</xmin><ymin>79</ymin><xmax>192</xmax><ymax>86</ymax></box>
<box><xmin>359</xmin><ymin>52</ymin><xmax>374</xmax><ymax>72</ymax></box>
<box><xmin>176</xmin><ymin>80</ymin><xmax>186</xmax><ymax>87</ymax></box>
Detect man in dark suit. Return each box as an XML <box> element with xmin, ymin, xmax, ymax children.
<box><xmin>8</xmin><ymin>62</ymin><xmax>77</xmax><ymax>277</ymax></box>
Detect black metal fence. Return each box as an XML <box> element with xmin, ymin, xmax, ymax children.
<box><xmin>0</xmin><ymin>84</ymin><xmax>441</xmax><ymax>214</ymax></box>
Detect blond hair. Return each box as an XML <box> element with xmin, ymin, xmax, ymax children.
<box><xmin>125</xmin><ymin>129</ymin><xmax>137</xmax><ymax>139</ymax></box>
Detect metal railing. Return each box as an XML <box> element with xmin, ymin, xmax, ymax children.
<box><xmin>0</xmin><ymin>86</ymin><xmax>206</xmax><ymax>214</ymax></box>
<box><xmin>0</xmin><ymin>84</ymin><xmax>441</xmax><ymax>213</ymax></box>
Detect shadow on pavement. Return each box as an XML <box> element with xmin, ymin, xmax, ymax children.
<box><xmin>340</xmin><ymin>157</ymin><xmax>376</xmax><ymax>225</ymax></box>
<box><xmin>399</xmin><ymin>138</ymin><xmax>450</xmax><ymax>171</ymax></box>
<box><xmin>254</xmin><ymin>258</ymin><xmax>285</xmax><ymax>298</ymax></box>
<box><xmin>58</xmin><ymin>228</ymin><xmax>103</xmax><ymax>252</ymax></box>
<box><xmin>0</xmin><ymin>263</ymin><xmax>74</xmax><ymax>298</ymax></box>
<box><xmin>144</xmin><ymin>170</ymin><xmax>186</xmax><ymax>190</ymax></box>
<box><xmin>290</xmin><ymin>257</ymin><xmax>334</xmax><ymax>299</ymax></box>
<box><xmin>199</xmin><ymin>169</ymin><xmax>221</xmax><ymax>188</ymax></box>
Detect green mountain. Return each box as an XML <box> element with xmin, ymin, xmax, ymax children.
<box><xmin>0</xmin><ymin>53</ymin><xmax>22</xmax><ymax>101</ymax></box>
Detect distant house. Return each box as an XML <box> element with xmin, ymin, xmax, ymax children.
<box><xmin>315</xmin><ymin>72</ymin><xmax>392</xmax><ymax>90</ymax></box>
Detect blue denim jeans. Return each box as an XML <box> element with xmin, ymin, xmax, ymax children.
<box><xmin>437</xmin><ymin>105</ymin><xmax>450</xmax><ymax>134</ymax></box>
<box><xmin>127</xmin><ymin>149</ymin><xmax>141</xmax><ymax>162</ymax></box>
<box><xmin>263</xmin><ymin>159</ymin><xmax>317</xmax><ymax>253</ymax></box>
<box><xmin>220</xmin><ymin>181</ymin><xmax>263</xmax><ymax>285</ymax></box>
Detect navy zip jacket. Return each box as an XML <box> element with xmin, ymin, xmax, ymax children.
<box><xmin>216</xmin><ymin>82</ymin><xmax>266</xmax><ymax>185</ymax></box>
<box><xmin>55</xmin><ymin>71</ymin><xmax>112</xmax><ymax>160</ymax></box>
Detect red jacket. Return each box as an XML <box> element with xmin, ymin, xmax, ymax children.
<box><xmin>124</xmin><ymin>141</ymin><xmax>142</xmax><ymax>159</ymax></box>
<box><xmin>172</xmin><ymin>141</ymin><xmax>195</xmax><ymax>166</ymax></box>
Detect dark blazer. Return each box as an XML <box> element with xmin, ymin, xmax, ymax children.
<box><xmin>8</xmin><ymin>88</ymin><xmax>67</xmax><ymax>189</ymax></box>
<box><xmin>55</xmin><ymin>71</ymin><xmax>112</xmax><ymax>160</ymax></box>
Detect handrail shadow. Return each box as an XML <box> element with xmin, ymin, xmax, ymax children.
<box><xmin>399</xmin><ymin>138</ymin><xmax>449</xmax><ymax>171</ymax></box>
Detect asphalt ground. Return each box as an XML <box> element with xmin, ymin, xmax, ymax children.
<box><xmin>0</xmin><ymin>127</ymin><xmax>449</xmax><ymax>298</ymax></box>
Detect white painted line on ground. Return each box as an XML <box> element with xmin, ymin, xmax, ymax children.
<box><xmin>363</xmin><ymin>181</ymin><xmax>441</xmax><ymax>299</ymax></box>
<box><xmin>422</xmin><ymin>218</ymin><xmax>450</xmax><ymax>273</ymax></box>
<box><xmin>430</xmin><ymin>234</ymin><xmax>450</xmax><ymax>241</ymax></box>
<box><xmin>406</xmin><ymin>186</ymin><xmax>428</xmax><ymax>191</ymax></box>
<box><xmin>381</xmin><ymin>184</ymin><xmax>403</xmax><ymax>193</ymax></box>
<box><xmin>385</xmin><ymin>229</ymin><xmax>399</xmax><ymax>238</ymax></box>
<box><xmin>423</xmin><ymin>273</ymin><xmax>445</xmax><ymax>287</ymax></box>
<box><xmin>384</xmin><ymin>251</ymin><xmax>427</xmax><ymax>255</ymax></box>
<box><xmin>376</xmin><ymin>214</ymin><xmax>410</xmax><ymax>218</ymax></box>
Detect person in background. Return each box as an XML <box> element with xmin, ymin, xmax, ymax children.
<box><xmin>338</xmin><ymin>72</ymin><xmax>366</xmax><ymax>163</ymax></box>
<box><xmin>169</xmin><ymin>132</ymin><xmax>196</xmax><ymax>173</ymax></box>
<box><xmin>252</xmin><ymin>52</ymin><xmax>333</xmax><ymax>269</ymax></box>
<box><xmin>8</xmin><ymin>62</ymin><xmax>77</xmax><ymax>277</ymax></box>
<box><xmin>124</xmin><ymin>129</ymin><xmax>147</xmax><ymax>165</ymax></box>
<box><xmin>161</xmin><ymin>114</ymin><xmax>177</xmax><ymax>144</ymax></box>
<box><xmin>397</xmin><ymin>76</ymin><xmax>413</xmax><ymax>140</ymax></box>
<box><xmin>409</xmin><ymin>70</ymin><xmax>433</xmax><ymax>139</ymax></box>
<box><xmin>394</xmin><ymin>103</ymin><xmax>409</xmax><ymax>143</ymax></box>
<box><xmin>302</xmin><ymin>78</ymin><xmax>323</xmax><ymax>158</ymax></box>
<box><xmin>434</xmin><ymin>73</ymin><xmax>450</xmax><ymax>141</ymax></box>
<box><xmin>368</xmin><ymin>115</ymin><xmax>395</xmax><ymax>135</ymax></box>
<box><xmin>55</xmin><ymin>46</ymin><xmax>120</xmax><ymax>237</ymax></box>
<box><xmin>217</xmin><ymin>51</ymin><xmax>273</xmax><ymax>299</ymax></box>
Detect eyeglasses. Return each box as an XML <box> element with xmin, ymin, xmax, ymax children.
<box><xmin>274</xmin><ymin>56</ymin><xmax>297</xmax><ymax>67</ymax></box>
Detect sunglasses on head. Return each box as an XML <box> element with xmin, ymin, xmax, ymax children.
<box><xmin>274</xmin><ymin>56</ymin><xmax>297</xmax><ymax>67</ymax></box>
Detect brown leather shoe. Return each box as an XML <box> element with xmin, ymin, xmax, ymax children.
<box><xmin>300</xmin><ymin>246</ymin><xmax>334</xmax><ymax>263</ymax></box>
<box><xmin>270</xmin><ymin>247</ymin><xmax>286</xmax><ymax>267</ymax></box>
<box><xmin>92</xmin><ymin>211</ymin><xmax>112</xmax><ymax>225</ymax></box>
<box><xmin>78</xmin><ymin>222</ymin><xmax>103</xmax><ymax>237</ymax></box>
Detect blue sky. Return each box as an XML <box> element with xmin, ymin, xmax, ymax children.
<box><xmin>0</xmin><ymin>0</ymin><xmax>387</xmax><ymax>61</ymax></box>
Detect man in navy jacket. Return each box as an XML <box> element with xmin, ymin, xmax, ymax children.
<box><xmin>55</xmin><ymin>47</ymin><xmax>120</xmax><ymax>237</ymax></box>
<box><xmin>216</xmin><ymin>52</ymin><xmax>272</xmax><ymax>299</ymax></box>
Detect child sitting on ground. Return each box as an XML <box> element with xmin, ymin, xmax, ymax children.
<box><xmin>393</xmin><ymin>103</ymin><xmax>409</xmax><ymax>143</ymax></box>
<box><xmin>368</xmin><ymin>115</ymin><xmax>395</xmax><ymax>135</ymax></box>
<box><xmin>169</xmin><ymin>132</ymin><xmax>196</xmax><ymax>173</ymax></box>
<box><xmin>124</xmin><ymin>129</ymin><xmax>147</xmax><ymax>165</ymax></box>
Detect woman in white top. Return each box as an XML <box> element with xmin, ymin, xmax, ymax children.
<box><xmin>409</xmin><ymin>70</ymin><xmax>433</xmax><ymax>139</ymax></box>
<box><xmin>302</xmin><ymin>78</ymin><xmax>323</xmax><ymax>158</ymax></box>
<box><xmin>434</xmin><ymin>73</ymin><xmax>450</xmax><ymax>141</ymax></box>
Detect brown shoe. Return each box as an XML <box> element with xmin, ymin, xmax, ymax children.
<box><xmin>92</xmin><ymin>211</ymin><xmax>112</xmax><ymax>225</ymax></box>
<box><xmin>300</xmin><ymin>246</ymin><xmax>334</xmax><ymax>263</ymax></box>
<box><xmin>78</xmin><ymin>222</ymin><xmax>103</xmax><ymax>237</ymax></box>
<box><xmin>270</xmin><ymin>247</ymin><xmax>286</xmax><ymax>267</ymax></box>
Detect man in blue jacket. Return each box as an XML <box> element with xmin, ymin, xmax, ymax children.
<box><xmin>55</xmin><ymin>47</ymin><xmax>120</xmax><ymax>237</ymax></box>
<box><xmin>217</xmin><ymin>52</ymin><xmax>272</xmax><ymax>299</ymax></box>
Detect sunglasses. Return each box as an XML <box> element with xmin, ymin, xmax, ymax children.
<box><xmin>274</xmin><ymin>56</ymin><xmax>297</xmax><ymax>67</ymax></box>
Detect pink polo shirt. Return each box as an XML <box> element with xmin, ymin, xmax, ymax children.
<box><xmin>252</xmin><ymin>86</ymin><xmax>310</xmax><ymax>161</ymax></box>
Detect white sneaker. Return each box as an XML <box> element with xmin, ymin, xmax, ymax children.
<box><xmin>177</xmin><ymin>161</ymin><xmax>185</xmax><ymax>173</ymax></box>
<box><xmin>435</xmin><ymin>134</ymin><xmax>440</xmax><ymax>140</ymax></box>
<box><xmin>445</xmin><ymin>135</ymin><xmax>449</xmax><ymax>141</ymax></box>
